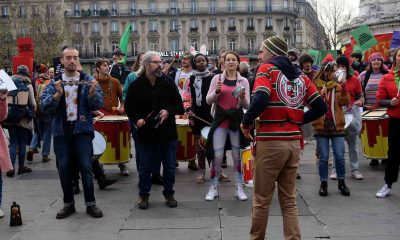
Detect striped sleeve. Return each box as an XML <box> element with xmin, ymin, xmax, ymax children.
<box><xmin>304</xmin><ymin>77</ymin><xmax>320</xmax><ymax>105</ymax></box>
<box><xmin>253</xmin><ymin>65</ymin><xmax>272</xmax><ymax>95</ymax></box>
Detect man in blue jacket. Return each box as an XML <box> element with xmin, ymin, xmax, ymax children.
<box><xmin>41</xmin><ymin>47</ymin><xmax>104</xmax><ymax>219</ymax></box>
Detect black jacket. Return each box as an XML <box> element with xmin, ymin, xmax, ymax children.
<box><xmin>110</xmin><ymin>63</ymin><xmax>131</xmax><ymax>85</ymax></box>
<box><xmin>125</xmin><ymin>74</ymin><xmax>184</xmax><ymax>144</ymax></box>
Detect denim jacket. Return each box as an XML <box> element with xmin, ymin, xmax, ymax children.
<box><xmin>41</xmin><ymin>72</ymin><xmax>103</xmax><ymax>138</ymax></box>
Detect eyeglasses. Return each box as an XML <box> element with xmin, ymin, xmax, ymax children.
<box><xmin>149</xmin><ymin>61</ymin><xmax>163</xmax><ymax>65</ymax></box>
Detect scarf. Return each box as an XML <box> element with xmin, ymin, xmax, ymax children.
<box><xmin>192</xmin><ymin>69</ymin><xmax>211</xmax><ymax>106</ymax></box>
<box><xmin>314</xmin><ymin>78</ymin><xmax>341</xmax><ymax>124</ymax></box>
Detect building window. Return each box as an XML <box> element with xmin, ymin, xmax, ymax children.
<box><xmin>46</xmin><ymin>5</ymin><xmax>54</xmax><ymax>17</ymax></box>
<box><xmin>74</xmin><ymin>44</ymin><xmax>81</xmax><ymax>54</ymax></box>
<box><xmin>229</xmin><ymin>18</ymin><xmax>235</xmax><ymax>27</ymax></box>
<box><xmin>111</xmin><ymin>1</ymin><xmax>118</xmax><ymax>16</ymax></box>
<box><xmin>149</xmin><ymin>1</ymin><xmax>156</xmax><ymax>14</ymax></box>
<box><xmin>132</xmin><ymin>21</ymin><xmax>137</xmax><ymax>32</ymax></box>
<box><xmin>171</xmin><ymin>39</ymin><xmax>179</xmax><ymax>52</ymax></box>
<box><xmin>229</xmin><ymin>38</ymin><xmax>236</xmax><ymax>51</ymax></box>
<box><xmin>111</xmin><ymin>21</ymin><xmax>118</xmax><ymax>33</ymax></box>
<box><xmin>248</xmin><ymin>0</ymin><xmax>254</xmax><ymax>12</ymax></box>
<box><xmin>210</xmin><ymin>18</ymin><xmax>216</xmax><ymax>28</ymax></box>
<box><xmin>132</xmin><ymin>41</ymin><xmax>138</xmax><ymax>56</ymax></box>
<box><xmin>190</xmin><ymin>39</ymin><xmax>198</xmax><ymax>50</ymax></box>
<box><xmin>247</xmin><ymin>18</ymin><xmax>254</xmax><ymax>27</ymax></box>
<box><xmin>295</xmin><ymin>19</ymin><xmax>302</xmax><ymax>30</ymax></box>
<box><xmin>111</xmin><ymin>41</ymin><xmax>119</xmax><ymax>52</ymax></box>
<box><xmin>32</xmin><ymin>5</ymin><xmax>39</xmax><ymax>15</ymax></box>
<box><xmin>283</xmin><ymin>0</ymin><xmax>288</xmax><ymax>8</ymax></box>
<box><xmin>92</xmin><ymin>21</ymin><xmax>99</xmax><ymax>33</ymax></box>
<box><xmin>130</xmin><ymin>1</ymin><xmax>136</xmax><ymax>15</ymax></box>
<box><xmin>19</xmin><ymin>6</ymin><xmax>26</xmax><ymax>17</ymax></box>
<box><xmin>266</xmin><ymin>17</ymin><xmax>273</xmax><ymax>27</ymax></box>
<box><xmin>190</xmin><ymin>0</ymin><xmax>197</xmax><ymax>14</ymax></box>
<box><xmin>92</xmin><ymin>2</ymin><xmax>99</xmax><ymax>16</ymax></box>
<box><xmin>170</xmin><ymin>19</ymin><xmax>179</xmax><ymax>31</ymax></box>
<box><xmin>265</xmin><ymin>0</ymin><xmax>272</xmax><ymax>12</ymax></box>
<box><xmin>94</xmin><ymin>41</ymin><xmax>100</xmax><ymax>57</ymax></box>
<box><xmin>150</xmin><ymin>20</ymin><xmax>157</xmax><ymax>31</ymax></box>
<box><xmin>149</xmin><ymin>42</ymin><xmax>158</xmax><ymax>51</ymax></box>
<box><xmin>170</xmin><ymin>1</ymin><xmax>177</xmax><ymax>14</ymax></box>
<box><xmin>2</xmin><ymin>6</ymin><xmax>9</xmax><ymax>17</ymax></box>
<box><xmin>296</xmin><ymin>35</ymin><xmax>302</xmax><ymax>44</ymax></box>
<box><xmin>191</xmin><ymin>19</ymin><xmax>198</xmax><ymax>28</ymax></box>
<box><xmin>210</xmin><ymin>0</ymin><xmax>216</xmax><ymax>14</ymax></box>
<box><xmin>285</xmin><ymin>18</ymin><xmax>289</xmax><ymax>28</ymax></box>
<box><xmin>73</xmin><ymin>3</ymin><xmax>80</xmax><ymax>16</ymax></box>
<box><xmin>74</xmin><ymin>23</ymin><xmax>81</xmax><ymax>33</ymax></box>
<box><xmin>209</xmin><ymin>39</ymin><xmax>218</xmax><ymax>55</ymax></box>
<box><xmin>228</xmin><ymin>0</ymin><xmax>236</xmax><ymax>13</ymax></box>
<box><xmin>247</xmin><ymin>38</ymin><xmax>255</xmax><ymax>53</ymax></box>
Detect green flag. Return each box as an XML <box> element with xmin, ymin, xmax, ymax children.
<box><xmin>318</xmin><ymin>50</ymin><xmax>337</xmax><ymax>66</ymax></box>
<box><xmin>351</xmin><ymin>25</ymin><xmax>378</xmax><ymax>52</ymax></box>
<box><xmin>308</xmin><ymin>49</ymin><xmax>320</xmax><ymax>66</ymax></box>
<box><xmin>119</xmin><ymin>24</ymin><xmax>132</xmax><ymax>64</ymax></box>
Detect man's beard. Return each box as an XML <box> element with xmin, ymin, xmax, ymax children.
<box><xmin>154</xmin><ymin>69</ymin><xmax>162</xmax><ymax>77</ymax></box>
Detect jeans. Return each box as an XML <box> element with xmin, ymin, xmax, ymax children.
<box><xmin>315</xmin><ymin>135</ymin><xmax>346</xmax><ymax>181</ymax></box>
<box><xmin>385</xmin><ymin>117</ymin><xmax>400</xmax><ymax>185</ymax></box>
<box><xmin>54</xmin><ymin>133</ymin><xmax>96</xmax><ymax>206</ymax></box>
<box><xmin>138</xmin><ymin>139</ymin><xmax>177</xmax><ymax>197</ymax></box>
<box><xmin>8</xmin><ymin>126</ymin><xmax>30</xmax><ymax>169</ymax></box>
<box><xmin>30</xmin><ymin>117</ymin><xmax>53</xmax><ymax>156</ymax></box>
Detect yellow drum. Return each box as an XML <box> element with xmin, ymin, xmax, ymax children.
<box><xmin>241</xmin><ymin>147</ymin><xmax>254</xmax><ymax>184</ymax></box>
<box><xmin>94</xmin><ymin>115</ymin><xmax>130</xmax><ymax>164</ymax></box>
<box><xmin>360</xmin><ymin>109</ymin><xmax>388</xmax><ymax>159</ymax></box>
<box><xmin>176</xmin><ymin>118</ymin><xmax>196</xmax><ymax>161</ymax></box>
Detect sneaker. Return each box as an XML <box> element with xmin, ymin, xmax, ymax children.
<box><xmin>120</xmin><ymin>165</ymin><xmax>129</xmax><ymax>176</ymax></box>
<box><xmin>218</xmin><ymin>173</ymin><xmax>231</xmax><ymax>182</ymax></box>
<box><xmin>376</xmin><ymin>184</ymin><xmax>392</xmax><ymax>198</ymax></box>
<box><xmin>42</xmin><ymin>155</ymin><xmax>51</xmax><ymax>163</ymax></box>
<box><xmin>330</xmin><ymin>169</ymin><xmax>337</xmax><ymax>180</ymax></box>
<box><xmin>235</xmin><ymin>185</ymin><xmax>248</xmax><ymax>201</ymax></box>
<box><xmin>188</xmin><ymin>160</ymin><xmax>199</xmax><ymax>171</ymax></box>
<box><xmin>351</xmin><ymin>170</ymin><xmax>363</xmax><ymax>180</ymax></box>
<box><xmin>0</xmin><ymin>207</ymin><xmax>4</xmax><ymax>218</ymax></box>
<box><xmin>6</xmin><ymin>170</ymin><xmax>15</xmax><ymax>177</ymax></box>
<box><xmin>26</xmin><ymin>148</ymin><xmax>38</xmax><ymax>161</ymax></box>
<box><xmin>369</xmin><ymin>159</ymin><xmax>379</xmax><ymax>166</ymax></box>
<box><xmin>205</xmin><ymin>186</ymin><xmax>219</xmax><ymax>201</ymax></box>
<box><xmin>196</xmin><ymin>171</ymin><xmax>205</xmax><ymax>183</ymax></box>
<box><xmin>164</xmin><ymin>194</ymin><xmax>178</xmax><ymax>208</ymax></box>
<box><xmin>56</xmin><ymin>205</ymin><xmax>76</xmax><ymax>219</ymax></box>
<box><xmin>86</xmin><ymin>205</ymin><xmax>103</xmax><ymax>218</ymax></box>
<box><xmin>17</xmin><ymin>166</ymin><xmax>32</xmax><ymax>175</ymax></box>
<box><xmin>137</xmin><ymin>195</ymin><xmax>149</xmax><ymax>209</ymax></box>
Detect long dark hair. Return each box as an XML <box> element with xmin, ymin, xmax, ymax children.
<box><xmin>132</xmin><ymin>52</ymin><xmax>145</xmax><ymax>72</ymax></box>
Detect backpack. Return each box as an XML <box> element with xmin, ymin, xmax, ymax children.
<box><xmin>2</xmin><ymin>76</ymin><xmax>33</xmax><ymax>126</ymax></box>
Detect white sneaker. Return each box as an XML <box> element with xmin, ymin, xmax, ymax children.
<box><xmin>330</xmin><ymin>169</ymin><xmax>337</xmax><ymax>180</ymax></box>
<box><xmin>235</xmin><ymin>185</ymin><xmax>248</xmax><ymax>201</ymax></box>
<box><xmin>205</xmin><ymin>186</ymin><xmax>218</xmax><ymax>201</ymax></box>
<box><xmin>351</xmin><ymin>170</ymin><xmax>363</xmax><ymax>180</ymax></box>
<box><xmin>376</xmin><ymin>184</ymin><xmax>392</xmax><ymax>198</ymax></box>
<box><xmin>0</xmin><ymin>207</ymin><xmax>4</xmax><ymax>218</ymax></box>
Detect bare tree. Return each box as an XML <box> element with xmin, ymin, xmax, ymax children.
<box><xmin>310</xmin><ymin>0</ymin><xmax>354</xmax><ymax>50</ymax></box>
<box><xmin>0</xmin><ymin>0</ymin><xmax>70</xmax><ymax>67</ymax></box>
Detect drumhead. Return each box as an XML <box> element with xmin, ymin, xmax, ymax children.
<box><xmin>201</xmin><ymin>127</ymin><xmax>211</xmax><ymax>139</ymax></box>
<box><xmin>362</xmin><ymin>110</ymin><xmax>388</xmax><ymax>119</ymax></box>
<box><xmin>176</xmin><ymin>118</ymin><xmax>189</xmax><ymax>126</ymax></box>
<box><xmin>96</xmin><ymin>115</ymin><xmax>129</xmax><ymax>122</ymax></box>
<box><xmin>93</xmin><ymin>131</ymin><xmax>106</xmax><ymax>155</ymax></box>
<box><xmin>344</xmin><ymin>114</ymin><xmax>353</xmax><ymax>129</ymax></box>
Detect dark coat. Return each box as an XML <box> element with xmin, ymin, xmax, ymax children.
<box><xmin>125</xmin><ymin>74</ymin><xmax>184</xmax><ymax>144</ymax></box>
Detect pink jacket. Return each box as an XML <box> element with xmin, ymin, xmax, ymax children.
<box><xmin>0</xmin><ymin>99</ymin><xmax>13</xmax><ymax>172</ymax></box>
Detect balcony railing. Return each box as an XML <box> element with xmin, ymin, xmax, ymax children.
<box><xmin>209</xmin><ymin>27</ymin><xmax>217</xmax><ymax>32</ymax></box>
<box><xmin>284</xmin><ymin>26</ymin><xmax>290</xmax><ymax>31</ymax></box>
<box><xmin>247</xmin><ymin>26</ymin><xmax>255</xmax><ymax>31</ymax></box>
<box><xmin>228</xmin><ymin>26</ymin><xmax>236</xmax><ymax>31</ymax></box>
<box><xmin>265</xmin><ymin>25</ymin><xmax>273</xmax><ymax>30</ymax></box>
<box><xmin>189</xmin><ymin>27</ymin><xmax>198</xmax><ymax>32</ymax></box>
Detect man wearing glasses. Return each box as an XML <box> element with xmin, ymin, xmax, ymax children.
<box><xmin>125</xmin><ymin>51</ymin><xmax>184</xmax><ymax>210</ymax></box>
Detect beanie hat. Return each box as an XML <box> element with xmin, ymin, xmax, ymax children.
<box><xmin>112</xmin><ymin>47</ymin><xmax>125</xmax><ymax>56</ymax></box>
<box><xmin>288</xmin><ymin>48</ymin><xmax>300</xmax><ymax>57</ymax></box>
<box><xmin>368</xmin><ymin>52</ymin><xmax>384</xmax><ymax>64</ymax></box>
<box><xmin>262</xmin><ymin>36</ymin><xmax>288</xmax><ymax>56</ymax></box>
<box><xmin>17</xmin><ymin>65</ymin><xmax>30</xmax><ymax>76</ymax></box>
<box><xmin>336</xmin><ymin>56</ymin><xmax>350</xmax><ymax>70</ymax></box>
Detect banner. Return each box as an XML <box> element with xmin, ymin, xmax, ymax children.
<box><xmin>351</xmin><ymin>25</ymin><xmax>378</xmax><ymax>52</ymax></box>
<box><xmin>0</xmin><ymin>70</ymin><xmax>17</xmax><ymax>91</ymax></box>
<box><xmin>119</xmin><ymin>24</ymin><xmax>132</xmax><ymax>64</ymax></box>
<box><xmin>307</xmin><ymin>49</ymin><xmax>320</xmax><ymax>65</ymax></box>
<box><xmin>344</xmin><ymin>33</ymin><xmax>394</xmax><ymax>62</ymax></box>
<box><xmin>390</xmin><ymin>31</ymin><xmax>400</xmax><ymax>49</ymax></box>
<box><xmin>318</xmin><ymin>50</ymin><xmax>337</xmax><ymax>65</ymax></box>
<box><xmin>17</xmin><ymin>38</ymin><xmax>34</xmax><ymax>59</ymax></box>
<box><xmin>12</xmin><ymin>56</ymin><xmax>33</xmax><ymax>76</ymax></box>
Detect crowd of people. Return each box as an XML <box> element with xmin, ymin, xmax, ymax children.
<box><xmin>0</xmin><ymin>37</ymin><xmax>399</xmax><ymax>239</ymax></box>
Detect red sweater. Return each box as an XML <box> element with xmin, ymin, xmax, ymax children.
<box><xmin>376</xmin><ymin>69</ymin><xmax>400</xmax><ymax>118</ymax></box>
<box><xmin>345</xmin><ymin>75</ymin><xmax>362</xmax><ymax>105</ymax></box>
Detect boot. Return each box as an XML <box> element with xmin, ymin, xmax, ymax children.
<box><xmin>97</xmin><ymin>176</ymin><xmax>118</xmax><ymax>190</ymax></box>
<box><xmin>319</xmin><ymin>181</ymin><xmax>328</xmax><ymax>196</ymax></box>
<box><xmin>338</xmin><ymin>179</ymin><xmax>350</xmax><ymax>196</ymax></box>
<box><xmin>164</xmin><ymin>194</ymin><xmax>178</xmax><ymax>208</ymax></box>
<box><xmin>137</xmin><ymin>195</ymin><xmax>149</xmax><ymax>209</ymax></box>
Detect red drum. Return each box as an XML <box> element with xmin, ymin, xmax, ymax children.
<box><xmin>241</xmin><ymin>147</ymin><xmax>254</xmax><ymax>185</ymax></box>
<box><xmin>176</xmin><ymin>118</ymin><xmax>196</xmax><ymax>161</ymax></box>
<box><xmin>94</xmin><ymin>115</ymin><xmax>130</xmax><ymax>164</ymax></box>
<box><xmin>360</xmin><ymin>109</ymin><xmax>389</xmax><ymax>159</ymax></box>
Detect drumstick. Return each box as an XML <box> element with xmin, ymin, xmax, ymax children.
<box><xmin>192</xmin><ymin>115</ymin><xmax>212</xmax><ymax>126</ymax></box>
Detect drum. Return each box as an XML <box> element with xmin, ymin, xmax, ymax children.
<box><xmin>94</xmin><ymin>115</ymin><xmax>130</xmax><ymax>164</ymax></box>
<box><xmin>344</xmin><ymin>114</ymin><xmax>353</xmax><ymax>129</ymax></box>
<box><xmin>176</xmin><ymin>118</ymin><xmax>196</xmax><ymax>161</ymax></box>
<box><xmin>92</xmin><ymin>131</ymin><xmax>106</xmax><ymax>160</ymax></box>
<box><xmin>301</xmin><ymin>106</ymin><xmax>314</xmax><ymax>144</ymax></box>
<box><xmin>241</xmin><ymin>147</ymin><xmax>254</xmax><ymax>185</ymax></box>
<box><xmin>360</xmin><ymin>109</ymin><xmax>388</xmax><ymax>159</ymax></box>
<box><xmin>199</xmin><ymin>126</ymin><xmax>211</xmax><ymax>149</ymax></box>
